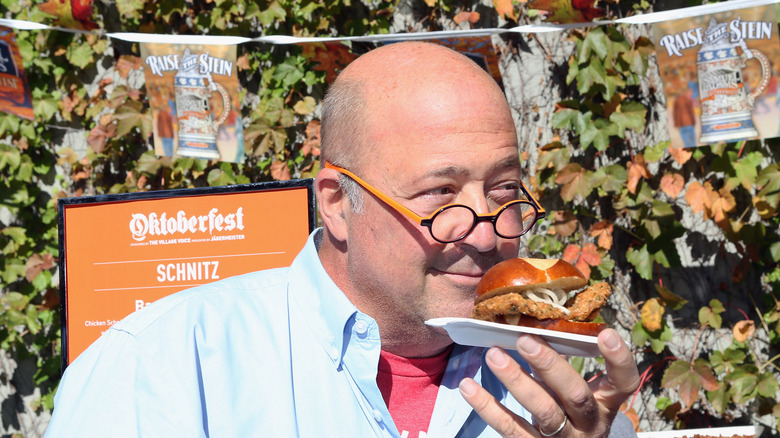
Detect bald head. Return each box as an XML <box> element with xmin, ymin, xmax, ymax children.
<box><xmin>320</xmin><ymin>42</ymin><xmax>512</xmax><ymax>172</ymax></box>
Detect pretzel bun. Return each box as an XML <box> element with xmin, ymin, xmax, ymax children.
<box><xmin>476</xmin><ymin>258</ymin><xmax>587</xmax><ymax>303</ymax></box>
<box><xmin>474</xmin><ymin>258</ymin><xmax>607</xmax><ymax>337</ymax></box>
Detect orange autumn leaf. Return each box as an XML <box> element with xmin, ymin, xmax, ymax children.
<box><xmin>590</xmin><ymin>220</ymin><xmax>613</xmax><ymax>249</ymax></box>
<box><xmin>301</xmin><ymin>120</ymin><xmax>321</xmax><ymax>157</ymax></box>
<box><xmin>562</xmin><ymin>244</ymin><xmax>592</xmax><ymax>279</ymax></box>
<box><xmin>562</xmin><ymin>244</ymin><xmax>580</xmax><ymax>265</ymax></box>
<box><xmin>454</xmin><ymin>11</ymin><xmax>480</xmax><ymax>24</ymax></box>
<box><xmin>627</xmin><ymin>154</ymin><xmax>651</xmax><ymax>194</ymax></box>
<box><xmin>733</xmin><ymin>320</ymin><xmax>755</xmax><ymax>342</ymax></box>
<box><xmin>685</xmin><ymin>181</ymin><xmax>712</xmax><ymax>217</ymax></box>
<box><xmin>116</xmin><ymin>56</ymin><xmax>143</xmax><ymax>79</ymax></box>
<box><xmin>270</xmin><ymin>160</ymin><xmax>291</xmax><ymax>181</ymax></box>
<box><xmin>555</xmin><ymin>163</ymin><xmax>586</xmax><ymax>202</ymax></box>
<box><xmin>575</xmin><ymin>259</ymin><xmax>591</xmax><ymax>279</ymax></box>
<box><xmin>711</xmin><ymin>187</ymin><xmax>737</xmax><ymax>229</ymax></box>
<box><xmin>493</xmin><ymin>0</ymin><xmax>517</xmax><ymax>21</ymax></box>
<box><xmin>579</xmin><ymin>242</ymin><xmax>601</xmax><ymax>266</ymax></box>
<box><xmin>308</xmin><ymin>43</ymin><xmax>357</xmax><ymax>84</ymax></box>
<box><xmin>25</xmin><ymin>253</ymin><xmax>55</xmax><ymax>282</ymax></box>
<box><xmin>553</xmin><ymin>210</ymin><xmax>577</xmax><ymax>236</ymax></box>
<box><xmin>660</xmin><ymin>173</ymin><xmax>685</xmax><ymax>199</ymax></box>
<box><xmin>236</xmin><ymin>53</ymin><xmax>250</xmax><ymax>71</ymax></box>
<box><xmin>668</xmin><ymin>146</ymin><xmax>693</xmax><ymax>165</ymax></box>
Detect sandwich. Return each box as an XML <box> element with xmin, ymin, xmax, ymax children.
<box><xmin>472</xmin><ymin>258</ymin><xmax>611</xmax><ymax>336</ymax></box>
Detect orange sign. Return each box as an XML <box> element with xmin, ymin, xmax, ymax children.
<box><xmin>58</xmin><ymin>180</ymin><xmax>315</xmax><ymax>366</ymax></box>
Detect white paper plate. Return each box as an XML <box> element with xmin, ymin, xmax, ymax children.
<box><xmin>425</xmin><ymin>317</ymin><xmax>602</xmax><ymax>357</ymax></box>
<box><xmin>636</xmin><ymin>425</ymin><xmax>756</xmax><ymax>437</ymax></box>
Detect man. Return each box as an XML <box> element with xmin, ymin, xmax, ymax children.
<box><xmin>673</xmin><ymin>87</ymin><xmax>697</xmax><ymax>148</ymax></box>
<box><xmin>46</xmin><ymin>42</ymin><xmax>639</xmax><ymax>437</ymax></box>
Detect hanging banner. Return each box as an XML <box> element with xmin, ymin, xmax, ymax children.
<box><xmin>653</xmin><ymin>5</ymin><xmax>780</xmax><ymax>147</ymax></box>
<box><xmin>0</xmin><ymin>27</ymin><xmax>33</xmax><ymax>120</ymax></box>
<box><xmin>58</xmin><ymin>179</ymin><xmax>316</xmax><ymax>367</ymax></box>
<box><xmin>140</xmin><ymin>43</ymin><xmax>244</xmax><ymax>162</ymax></box>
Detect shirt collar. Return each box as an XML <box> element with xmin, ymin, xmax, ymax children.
<box><xmin>288</xmin><ymin>229</ymin><xmax>366</xmax><ymax>369</ymax></box>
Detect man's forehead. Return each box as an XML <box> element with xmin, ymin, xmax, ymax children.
<box><xmin>382</xmin><ymin>155</ymin><xmax>522</xmax><ymax>184</ymax></box>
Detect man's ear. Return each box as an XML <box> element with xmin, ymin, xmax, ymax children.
<box><xmin>315</xmin><ymin>168</ymin><xmax>349</xmax><ymax>243</ymax></box>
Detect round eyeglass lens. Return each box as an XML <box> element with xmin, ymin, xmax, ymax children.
<box><xmin>429</xmin><ymin>205</ymin><xmax>477</xmax><ymax>242</ymax></box>
<box><xmin>495</xmin><ymin>201</ymin><xmax>537</xmax><ymax>238</ymax></box>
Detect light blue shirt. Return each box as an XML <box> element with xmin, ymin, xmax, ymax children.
<box><xmin>45</xmin><ymin>230</ymin><xmax>531</xmax><ymax>437</ymax></box>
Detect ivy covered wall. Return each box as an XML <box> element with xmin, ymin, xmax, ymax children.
<box><xmin>0</xmin><ymin>0</ymin><xmax>778</xmax><ymax>436</ymax></box>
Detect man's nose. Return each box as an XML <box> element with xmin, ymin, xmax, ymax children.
<box><xmin>458</xmin><ymin>218</ymin><xmax>498</xmax><ymax>252</ymax></box>
<box><xmin>456</xmin><ymin>191</ymin><xmax>498</xmax><ymax>252</ymax></box>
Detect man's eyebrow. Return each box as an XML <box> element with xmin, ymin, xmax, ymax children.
<box><xmin>492</xmin><ymin>157</ymin><xmax>522</xmax><ymax>175</ymax></box>
<box><xmin>410</xmin><ymin>157</ymin><xmax>522</xmax><ymax>184</ymax></box>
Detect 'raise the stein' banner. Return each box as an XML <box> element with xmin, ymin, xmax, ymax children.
<box><xmin>653</xmin><ymin>5</ymin><xmax>780</xmax><ymax>148</ymax></box>
<box><xmin>0</xmin><ymin>27</ymin><xmax>33</xmax><ymax>120</ymax></box>
<box><xmin>140</xmin><ymin>43</ymin><xmax>244</xmax><ymax>163</ymax></box>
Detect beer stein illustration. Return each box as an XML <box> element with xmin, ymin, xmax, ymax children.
<box><xmin>696</xmin><ymin>18</ymin><xmax>770</xmax><ymax>144</ymax></box>
<box><xmin>174</xmin><ymin>49</ymin><xmax>231</xmax><ymax>159</ymax></box>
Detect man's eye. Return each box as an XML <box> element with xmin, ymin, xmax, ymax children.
<box><xmin>421</xmin><ymin>187</ymin><xmax>456</xmax><ymax>198</ymax></box>
<box><xmin>489</xmin><ymin>183</ymin><xmax>521</xmax><ymax>203</ymax></box>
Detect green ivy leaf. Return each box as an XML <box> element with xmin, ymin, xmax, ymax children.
<box><xmin>0</xmin><ymin>115</ymin><xmax>20</xmax><ymax>135</ymax></box>
<box><xmin>578</xmin><ymin>27</ymin><xmax>610</xmax><ymax>62</ymax></box>
<box><xmin>706</xmin><ymin>381</ymin><xmax>729</xmax><ymax>413</ymax></box>
<box><xmin>627</xmin><ymin>244</ymin><xmax>653</xmax><ymax>280</ymax></box>
<box><xmin>1</xmin><ymin>259</ymin><xmax>26</xmax><ymax>283</ymax></box>
<box><xmin>757</xmin><ymin>164</ymin><xmax>780</xmax><ymax>210</ymax></box>
<box><xmin>576</xmin><ymin>58</ymin><xmax>607</xmax><ymax>95</ymax></box>
<box><xmin>609</xmin><ymin>101</ymin><xmax>646</xmax><ymax>136</ymax></box>
<box><xmin>631</xmin><ymin>320</ymin><xmax>671</xmax><ymax>353</ymax></box>
<box><xmin>729</xmin><ymin>151</ymin><xmax>763</xmax><ymax>190</ymax></box>
<box><xmin>709</xmin><ymin>299</ymin><xmax>725</xmax><ymax>313</ymax></box>
<box><xmin>656</xmin><ymin>284</ymin><xmax>687</xmax><ymax>311</ymax></box>
<box><xmin>273</xmin><ymin>59</ymin><xmax>305</xmax><ymax>88</ymax></box>
<box><xmin>34</xmin><ymin>97</ymin><xmax>59</xmax><ymax>121</ymax></box>
<box><xmin>643</xmin><ymin>141</ymin><xmax>669</xmax><ymax>163</ymax></box>
<box><xmin>699</xmin><ymin>306</ymin><xmax>723</xmax><ymax>329</ymax></box>
<box><xmin>757</xmin><ymin>371</ymin><xmax>779</xmax><ymax>398</ymax></box>
<box><xmin>631</xmin><ymin>320</ymin><xmax>649</xmax><ymax>346</ymax></box>
<box><xmin>2</xmin><ymin>226</ymin><xmax>26</xmax><ymax>245</ymax></box>
<box><xmin>600</xmin><ymin>164</ymin><xmax>627</xmax><ymax>193</ymax></box>
<box><xmin>551</xmin><ymin>108</ymin><xmax>586</xmax><ymax>134</ymax></box>
<box><xmin>66</xmin><ymin>41</ymin><xmax>95</xmax><ymax>69</ymax></box>
<box><xmin>116</xmin><ymin>0</ymin><xmax>144</xmax><ymax>19</ymax></box>
<box><xmin>0</xmin><ymin>144</ymin><xmax>22</xmax><ymax>171</ymax></box>
<box><xmin>256</xmin><ymin>1</ymin><xmax>286</xmax><ymax>26</ymax></box>
<box><xmin>114</xmin><ymin>100</ymin><xmax>151</xmax><ymax>139</ymax></box>
<box><xmin>136</xmin><ymin>152</ymin><xmax>162</xmax><ymax>175</ymax></box>
<box><xmin>580</xmin><ymin>118</ymin><xmax>616</xmax><ymax>151</ymax></box>
<box><xmin>726</xmin><ymin>366</ymin><xmax>758</xmax><ymax>404</ymax></box>
<box><xmin>293</xmin><ymin>96</ymin><xmax>317</xmax><ymax>115</ymax></box>
<box><xmin>0</xmin><ymin>291</ymin><xmax>29</xmax><ymax>310</ymax></box>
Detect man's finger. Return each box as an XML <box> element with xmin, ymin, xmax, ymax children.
<box><xmin>594</xmin><ymin>329</ymin><xmax>641</xmax><ymax>411</ymax></box>
<box><xmin>483</xmin><ymin>347</ymin><xmax>569</xmax><ymax>437</ymax></box>
<box><xmin>514</xmin><ymin>335</ymin><xmax>600</xmax><ymax>430</ymax></box>
<box><xmin>459</xmin><ymin>376</ymin><xmax>538</xmax><ymax>438</ymax></box>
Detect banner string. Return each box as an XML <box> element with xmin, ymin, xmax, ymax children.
<box><xmin>1</xmin><ymin>0</ymin><xmax>779</xmax><ymax>45</ymax></box>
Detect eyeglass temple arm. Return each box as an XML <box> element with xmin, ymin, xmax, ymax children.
<box><xmin>520</xmin><ymin>180</ymin><xmax>546</xmax><ymax>218</ymax></box>
<box><xmin>323</xmin><ymin>162</ymin><xmax>427</xmax><ymax>224</ymax></box>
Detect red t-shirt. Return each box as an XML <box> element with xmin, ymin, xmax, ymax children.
<box><xmin>376</xmin><ymin>346</ymin><xmax>452</xmax><ymax>438</ymax></box>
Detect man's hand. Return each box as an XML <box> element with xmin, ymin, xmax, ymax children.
<box><xmin>458</xmin><ymin>329</ymin><xmax>639</xmax><ymax>437</ymax></box>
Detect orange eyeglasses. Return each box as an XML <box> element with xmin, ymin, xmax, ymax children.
<box><xmin>325</xmin><ymin>162</ymin><xmax>546</xmax><ymax>244</ymax></box>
